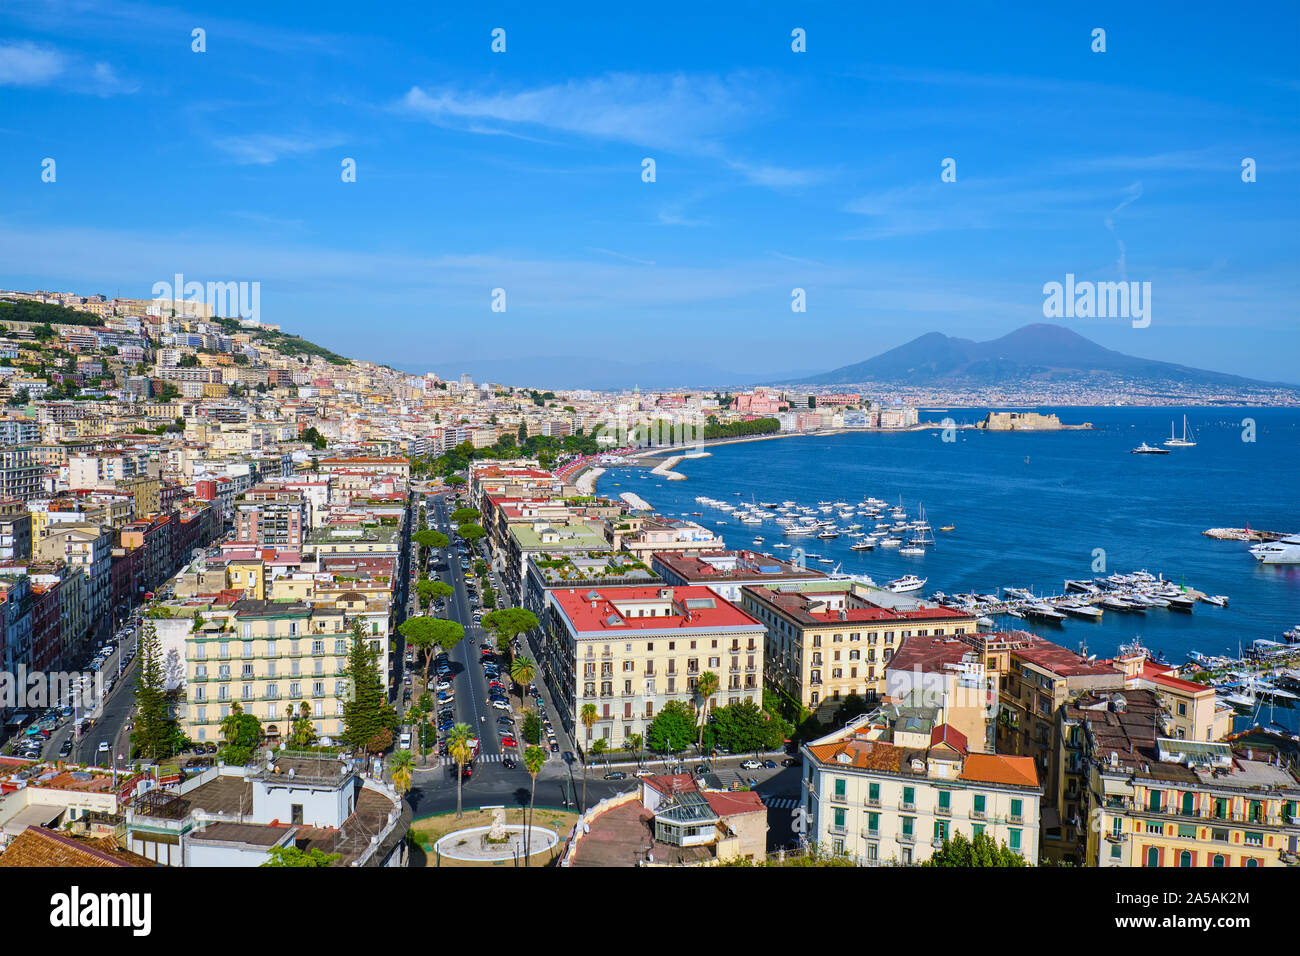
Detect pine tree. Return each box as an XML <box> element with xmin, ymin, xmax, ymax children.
<box><xmin>340</xmin><ymin>619</ymin><xmax>398</xmax><ymax>753</ymax></box>
<box><xmin>131</xmin><ymin>620</ymin><xmax>182</xmax><ymax>759</ymax></box>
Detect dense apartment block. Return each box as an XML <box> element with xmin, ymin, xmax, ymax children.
<box><xmin>538</xmin><ymin>584</ymin><xmax>765</xmax><ymax>752</ymax></box>
<box><xmin>741</xmin><ymin>579</ymin><xmax>977</xmax><ymax>714</ymax></box>
<box><xmin>803</xmin><ymin>712</ymin><xmax>1042</xmax><ymax>865</ymax></box>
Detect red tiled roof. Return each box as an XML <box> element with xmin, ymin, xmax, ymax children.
<box><xmin>958</xmin><ymin>753</ymin><xmax>1039</xmax><ymax>789</ymax></box>
<box><xmin>552</xmin><ymin>585</ymin><xmax>762</xmax><ymax>633</ymax></box>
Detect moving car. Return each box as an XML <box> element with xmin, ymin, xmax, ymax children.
<box><xmin>603</xmin><ymin>771</ymin><xmax>627</xmax><ymax>781</ymax></box>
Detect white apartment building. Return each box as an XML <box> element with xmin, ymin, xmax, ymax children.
<box><xmin>803</xmin><ymin>713</ymin><xmax>1042</xmax><ymax>865</ymax></box>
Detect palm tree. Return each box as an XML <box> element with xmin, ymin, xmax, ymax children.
<box><xmin>389</xmin><ymin>749</ymin><xmax>415</xmax><ymax>796</ymax></box>
<box><xmin>579</xmin><ymin>703</ymin><xmax>597</xmax><ymax>811</ymax></box>
<box><xmin>510</xmin><ymin>656</ymin><xmax>536</xmax><ymax>707</ymax></box>
<box><xmin>448</xmin><ymin>723</ymin><xmax>474</xmax><ymax>818</ymax></box>
<box><xmin>625</xmin><ymin>733</ymin><xmax>643</xmax><ymax>766</ymax></box>
<box><xmin>523</xmin><ymin>745</ymin><xmax>547</xmax><ymax>865</ymax></box>
<box><xmin>695</xmin><ymin>671</ymin><xmax>719</xmax><ymax>753</ymax></box>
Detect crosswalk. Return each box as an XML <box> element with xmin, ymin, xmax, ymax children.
<box><xmin>759</xmin><ymin>795</ymin><xmax>799</xmax><ymax>810</ymax></box>
<box><xmin>427</xmin><ymin>752</ymin><xmax>511</xmax><ymax>767</ymax></box>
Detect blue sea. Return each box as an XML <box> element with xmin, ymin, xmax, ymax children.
<box><xmin>597</xmin><ymin>406</ymin><xmax>1300</xmax><ymax>731</ymax></box>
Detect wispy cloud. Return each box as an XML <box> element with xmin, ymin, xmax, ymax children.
<box><xmin>0</xmin><ymin>40</ymin><xmax>137</xmax><ymax>95</ymax></box>
<box><xmin>588</xmin><ymin>247</ymin><xmax>656</xmax><ymax>266</ymax></box>
<box><xmin>213</xmin><ymin>133</ymin><xmax>344</xmax><ymax>165</ymax></box>
<box><xmin>396</xmin><ymin>71</ymin><xmax>820</xmax><ymax>189</ymax></box>
<box><xmin>0</xmin><ymin>41</ymin><xmax>64</xmax><ymax>86</ymax></box>
<box><xmin>397</xmin><ymin>72</ymin><xmax>758</xmax><ymax>151</ymax></box>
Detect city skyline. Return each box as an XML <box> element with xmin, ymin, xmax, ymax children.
<box><xmin>2</xmin><ymin>3</ymin><xmax>1297</xmax><ymax>381</ymax></box>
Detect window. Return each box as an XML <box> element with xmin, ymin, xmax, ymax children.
<box><xmin>1110</xmin><ymin>843</ymin><xmax>1122</xmax><ymax>859</ymax></box>
<box><xmin>972</xmin><ymin>823</ymin><xmax>985</xmax><ymax>840</ymax></box>
<box><xmin>1145</xmin><ymin>847</ymin><xmax>1159</xmax><ymax>867</ymax></box>
<box><xmin>832</xmin><ymin>807</ymin><xmax>845</xmax><ymax>831</ymax></box>
<box><xmin>291</xmin><ymin>804</ymin><xmax>303</xmax><ymax>825</ymax></box>
<box><xmin>1008</xmin><ymin>828</ymin><xmax>1022</xmax><ymax>853</ymax></box>
<box><xmin>933</xmin><ymin>820</ymin><xmax>948</xmax><ymax>842</ymax></box>
<box><xmin>1010</xmin><ymin>798</ymin><xmax>1023</xmax><ymax>822</ymax></box>
<box><xmin>1212</xmin><ymin>854</ymin><xmax>1225</xmax><ymax>867</ymax></box>
<box><xmin>902</xmin><ymin>786</ymin><xmax>915</xmax><ymax>809</ymax></box>
<box><xmin>833</xmin><ymin>778</ymin><xmax>846</xmax><ymax>800</ymax></box>
<box><xmin>972</xmin><ymin>793</ymin><xmax>986</xmax><ymax>817</ymax></box>
<box><xmin>868</xmin><ymin>782</ymin><xmax>880</xmax><ymax>805</ymax></box>
<box><xmin>866</xmin><ymin>812</ymin><xmax>879</xmax><ymax>835</ymax></box>
<box><xmin>1179</xmin><ymin>851</ymin><xmax>1192</xmax><ymax>868</ymax></box>
<box><xmin>937</xmin><ymin>790</ymin><xmax>951</xmax><ymax>813</ymax></box>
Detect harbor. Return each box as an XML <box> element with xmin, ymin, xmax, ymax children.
<box><xmin>929</xmin><ymin>569</ymin><xmax>1231</xmax><ymax>628</ymax></box>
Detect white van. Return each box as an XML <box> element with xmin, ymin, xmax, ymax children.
<box><xmin>399</xmin><ymin>732</ymin><xmax>412</xmax><ymax>749</ymax></box>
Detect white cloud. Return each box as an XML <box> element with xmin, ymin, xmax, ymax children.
<box><xmin>398</xmin><ymin>72</ymin><xmax>758</xmax><ymax>151</ymax></box>
<box><xmin>214</xmin><ymin>133</ymin><xmax>344</xmax><ymax>165</ymax></box>
<box><xmin>0</xmin><ymin>41</ymin><xmax>65</xmax><ymax>87</ymax></box>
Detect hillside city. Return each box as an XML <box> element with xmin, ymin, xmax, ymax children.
<box><xmin>0</xmin><ymin>289</ymin><xmax>1294</xmax><ymax>871</ymax></box>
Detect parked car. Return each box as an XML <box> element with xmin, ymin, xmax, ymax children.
<box><xmin>549</xmin><ymin>741</ymin><xmax>559</xmax><ymax>754</ymax></box>
<box><xmin>741</xmin><ymin>759</ymin><xmax>762</xmax><ymax>770</ymax></box>
<box><xmin>782</xmin><ymin>756</ymin><xmax>800</xmax><ymax>767</ymax></box>
<box><xmin>604</xmin><ymin>771</ymin><xmax>627</xmax><ymax>781</ymax></box>
<box><xmin>491</xmin><ymin>699</ymin><xmax>510</xmax><ymax>711</ymax></box>
<box><xmin>634</xmin><ymin>767</ymin><xmax>655</xmax><ymax>778</ymax></box>
<box><xmin>762</xmin><ymin>759</ymin><xmax>777</xmax><ymax>769</ymax></box>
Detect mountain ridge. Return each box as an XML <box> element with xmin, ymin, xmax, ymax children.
<box><xmin>781</xmin><ymin>324</ymin><xmax>1296</xmax><ymax>388</ymax></box>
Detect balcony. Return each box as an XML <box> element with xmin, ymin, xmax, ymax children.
<box><xmin>896</xmin><ymin>829</ymin><xmax>915</xmax><ymax>844</ymax></box>
<box><xmin>860</xmin><ymin>827</ymin><xmax>880</xmax><ymax>841</ymax></box>
<box><xmin>899</xmin><ymin>800</ymin><xmax>916</xmax><ymax>812</ymax></box>
<box><xmin>935</xmin><ymin>804</ymin><xmax>951</xmax><ymax>817</ymax></box>
<box><xmin>970</xmin><ymin>808</ymin><xmax>986</xmax><ymax>820</ymax></box>
<box><xmin>830</xmin><ymin>792</ymin><xmax>848</xmax><ymax>805</ymax></box>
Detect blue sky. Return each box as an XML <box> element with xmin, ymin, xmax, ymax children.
<box><xmin>1</xmin><ymin>1</ymin><xmax>1297</xmax><ymax>384</ymax></box>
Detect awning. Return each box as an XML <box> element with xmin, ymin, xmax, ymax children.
<box><xmin>2</xmin><ymin>803</ymin><xmax>65</xmax><ymax>837</ymax></box>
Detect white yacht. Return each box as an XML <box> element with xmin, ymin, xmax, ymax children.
<box><xmin>1163</xmin><ymin>415</ymin><xmax>1197</xmax><ymax>448</ymax></box>
<box><xmin>1251</xmin><ymin>535</ymin><xmax>1300</xmax><ymax>564</ymax></box>
<box><xmin>886</xmin><ymin>574</ymin><xmax>926</xmax><ymax>593</ymax></box>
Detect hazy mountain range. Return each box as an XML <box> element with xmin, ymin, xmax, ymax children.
<box><xmin>780</xmin><ymin>324</ymin><xmax>1296</xmax><ymax>389</ymax></box>
<box><xmin>414</xmin><ymin>324</ymin><xmax>1293</xmax><ymax>392</ymax></box>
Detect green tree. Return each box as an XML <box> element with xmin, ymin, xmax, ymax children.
<box><xmin>389</xmin><ymin>749</ymin><xmax>416</xmax><ymax>796</ymax></box>
<box><xmin>398</xmin><ymin>615</ymin><xmax>440</xmax><ymax>689</ymax></box>
<box><xmin>646</xmin><ymin>700</ymin><xmax>696</xmax><ymax>756</ymax></box>
<box><xmin>428</xmin><ymin>618</ymin><xmax>466</xmax><ymax>660</ymax></box>
<box><xmin>450</xmin><ymin>507</ymin><xmax>480</xmax><ymax>525</ymax></box>
<box><xmin>579</xmin><ymin>703</ymin><xmax>598</xmax><ymax>811</ymax></box>
<box><xmin>522</xmin><ymin>709</ymin><xmax>541</xmax><ymax>745</ymax></box>
<box><xmin>923</xmin><ymin>831</ymin><xmax>1028</xmax><ymax>868</ymax></box>
<box><xmin>523</xmin><ymin>744</ymin><xmax>547</xmax><ymax>864</ymax></box>
<box><xmin>218</xmin><ymin>701</ymin><xmax>264</xmax><ymax>765</ymax></box>
<box><xmin>261</xmin><ymin>846</ymin><xmax>341</xmax><ymax>867</ymax></box>
<box><xmin>412</xmin><ymin>528</ymin><xmax>448</xmax><ymax>551</ymax></box>
<box><xmin>710</xmin><ymin>699</ymin><xmax>788</xmax><ymax>753</ymax></box>
<box><xmin>481</xmin><ymin>607</ymin><xmax>538</xmax><ymax>648</ymax></box>
<box><xmin>590</xmin><ymin>736</ymin><xmax>608</xmax><ymax>771</ymax></box>
<box><xmin>448</xmin><ymin>723</ymin><xmax>475</xmax><ymax>818</ymax></box>
<box><xmin>340</xmin><ymin>619</ymin><xmax>399</xmax><ymax>754</ymax></box>
<box><xmin>287</xmin><ymin>701</ymin><xmax>318</xmax><ymax>749</ymax></box>
<box><xmin>456</xmin><ymin>523</ymin><xmax>485</xmax><ymax>544</ymax></box>
<box><xmin>130</xmin><ymin>621</ymin><xmax>184</xmax><ymax>760</ymax></box>
<box><xmin>695</xmin><ymin>671</ymin><xmax>719</xmax><ymax>751</ymax></box>
<box><xmin>509</xmin><ymin>655</ymin><xmax>536</xmax><ymax>706</ymax></box>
